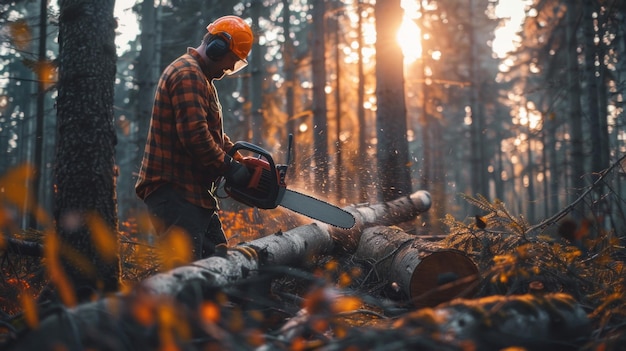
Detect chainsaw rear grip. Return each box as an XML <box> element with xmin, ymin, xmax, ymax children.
<box><xmin>223</xmin><ymin>154</ymin><xmax>251</xmax><ymax>187</ymax></box>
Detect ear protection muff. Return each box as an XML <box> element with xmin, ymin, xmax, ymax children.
<box><xmin>205</xmin><ymin>32</ymin><xmax>232</xmax><ymax>60</ymax></box>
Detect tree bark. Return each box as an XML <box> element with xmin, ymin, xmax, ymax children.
<box><xmin>565</xmin><ymin>0</ymin><xmax>586</xmax><ymax>210</ymax></box>
<box><xmin>316</xmin><ymin>293</ymin><xmax>591</xmax><ymax>351</ymax></box>
<box><xmin>331</xmin><ymin>190</ymin><xmax>432</xmax><ymax>252</ymax></box>
<box><xmin>55</xmin><ymin>0</ymin><xmax>120</xmax><ymax>302</ymax></box>
<box><xmin>250</xmin><ymin>0</ymin><xmax>264</xmax><ymax>145</ymax></box>
<box><xmin>393</xmin><ymin>293</ymin><xmax>591</xmax><ymax>350</ymax></box>
<box><xmin>374</xmin><ymin>0</ymin><xmax>412</xmax><ymax>202</ymax></box>
<box><xmin>311</xmin><ymin>1</ymin><xmax>329</xmax><ymax>194</ymax></box>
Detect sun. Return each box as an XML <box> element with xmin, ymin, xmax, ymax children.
<box><xmin>492</xmin><ymin>0</ymin><xmax>528</xmax><ymax>58</ymax></box>
<box><xmin>396</xmin><ymin>4</ymin><xmax>422</xmax><ymax>64</ymax></box>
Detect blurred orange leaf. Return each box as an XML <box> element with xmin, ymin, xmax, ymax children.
<box><xmin>246</xmin><ymin>329</ymin><xmax>265</xmax><ymax>347</ymax></box>
<box><xmin>43</xmin><ymin>230</ymin><xmax>77</xmax><ymax>306</ymax></box>
<box><xmin>338</xmin><ymin>272</ymin><xmax>351</xmax><ymax>287</ymax></box>
<box><xmin>311</xmin><ymin>318</ymin><xmax>328</xmax><ymax>333</ymax></box>
<box><xmin>158</xmin><ymin>302</ymin><xmax>190</xmax><ymax>350</ymax></box>
<box><xmin>200</xmin><ymin>301</ymin><xmax>221</xmax><ymax>323</ymax></box>
<box><xmin>228</xmin><ymin>308</ymin><xmax>245</xmax><ymax>332</ymax></box>
<box><xmin>574</xmin><ymin>219</ymin><xmax>591</xmax><ymax>241</ymax></box>
<box><xmin>37</xmin><ymin>60</ymin><xmax>57</xmax><ymax>89</ymax></box>
<box><xmin>332</xmin><ymin>296</ymin><xmax>361</xmax><ymax>313</ymax></box>
<box><xmin>325</xmin><ymin>259</ymin><xmax>338</xmax><ymax>272</ymax></box>
<box><xmin>86</xmin><ymin>212</ymin><xmax>119</xmax><ymax>263</ymax></box>
<box><xmin>19</xmin><ymin>290</ymin><xmax>39</xmax><ymax>328</ymax></box>
<box><xmin>0</xmin><ymin>163</ymin><xmax>34</xmax><ymax>207</ymax></box>
<box><xmin>0</xmin><ymin>163</ymin><xmax>51</xmax><ymax>227</ymax></box>
<box><xmin>290</xmin><ymin>337</ymin><xmax>306</xmax><ymax>351</ymax></box>
<box><xmin>157</xmin><ymin>227</ymin><xmax>192</xmax><ymax>270</ymax></box>
<box><xmin>131</xmin><ymin>297</ymin><xmax>155</xmax><ymax>326</ymax></box>
<box><xmin>9</xmin><ymin>19</ymin><xmax>31</xmax><ymax>50</ymax></box>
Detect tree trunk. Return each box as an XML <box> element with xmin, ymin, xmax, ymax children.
<box><xmin>374</xmin><ymin>0</ymin><xmax>412</xmax><ymax>202</ymax></box>
<box><xmin>29</xmin><ymin>0</ymin><xmax>48</xmax><ymax>230</ymax></box>
<box><xmin>354</xmin><ymin>226</ymin><xmax>478</xmax><ymax>308</ymax></box>
<box><xmin>356</xmin><ymin>0</ymin><xmax>370</xmax><ymax>204</ymax></box>
<box><xmin>582</xmin><ymin>0</ymin><xmax>603</xmax><ymax>178</ymax></box>
<box><xmin>54</xmin><ymin>0</ymin><xmax>120</xmax><ymax>302</ymax></box>
<box><xmin>468</xmin><ymin>0</ymin><xmax>487</xmax><ymax>197</ymax></box>
<box><xmin>565</xmin><ymin>0</ymin><xmax>586</xmax><ymax>212</ymax></box>
<box><xmin>250</xmin><ymin>0</ymin><xmax>264</xmax><ymax>145</ymax></box>
<box><xmin>135</xmin><ymin>0</ymin><xmax>157</xmax><ymax>161</ymax></box>
<box><xmin>311</xmin><ymin>1</ymin><xmax>329</xmax><ymax>194</ymax></box>
<box><xmin>282</xmin><ymin>0</ymin><xmax>297</xmax><ymax>180</ymax></box>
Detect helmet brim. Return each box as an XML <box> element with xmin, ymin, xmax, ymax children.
<box><xmin>224</xmin><ymin>59</ymin><xmax>248</xmax><ymax>75</ymax></box>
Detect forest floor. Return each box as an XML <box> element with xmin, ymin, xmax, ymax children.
<box><xmin>0</xmin><ymin>200</ymin><xmax>625</xmax><ymax>350</ymax></box>
<box><xmin>1</xmin><ymin>166</ymin><xmax>626</xmax><ymax>351</ymax></box>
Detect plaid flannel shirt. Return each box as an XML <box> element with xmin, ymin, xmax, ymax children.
<box><xmin>135</xmin><ymin>48</ymin><xmax>234</xmax><ymax>209</ymax></box>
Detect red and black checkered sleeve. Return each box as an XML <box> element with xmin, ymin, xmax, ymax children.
<box><xmin>171</xmin><ymin>71</ymin><xmax>226</xmax><ymax>171</ymax></box>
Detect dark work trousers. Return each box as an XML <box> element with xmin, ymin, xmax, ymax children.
<box><xmin>144</xmin><ymin>184</ymin><xmax>227</xmax><ymax>260</ymax></box>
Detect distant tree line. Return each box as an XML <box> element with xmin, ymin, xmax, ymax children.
<box><xmin>1</xmin><ymin>0</ymin><xmax>625</xmax><ymax>235</ymax></box>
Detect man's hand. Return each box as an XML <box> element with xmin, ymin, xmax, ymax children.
<box><xmin>224</xmin><ymin>155</ymin><xmax>251</xmax><ymax>187</ymax></box>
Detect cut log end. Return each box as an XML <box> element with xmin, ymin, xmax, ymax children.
<box><xmin>409</xmin><ymin>249</ymin><xmax>479</xmax><ymax>308</ymax></box>
<box><xmin>409</xmin><ymin>190</ymin><xmax>432</xmax><ymax>213</ymax></box>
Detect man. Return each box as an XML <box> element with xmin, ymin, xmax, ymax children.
<box><xmin>136</xmin><ymin>15</ymin><xmax>253</xmax><ymax>260</ymax></box>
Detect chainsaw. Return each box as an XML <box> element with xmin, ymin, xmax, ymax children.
<box><xmin>216</xmin><ymin>134</ymin><xmax>355</xmax><ymax>229</ymax></box>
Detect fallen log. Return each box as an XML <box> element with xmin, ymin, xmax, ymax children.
<box><xmin>1</xmin><ymin>237</ymin><xmax>44</xmax><ymax>257</ymax></box>
<box><xmin>133</xmin><ymin>190</ymin><xmax>431</xmax><ymax>296</ymax></box>
<box><xmin>332</xmin><ymin>190</ymin><xmax>432</xmax><ymax>253</ymax></box>
<box><xmin>1</xmin><ymin>191</ymin><xmax>433</xmax><ymax>350</ymax></box>
<box><xmin>314</xmin><ymin>293</ymin><xmax>591</xmax><ymax>351</ymax></box>
<box><xmin>354</xmin><ymin>226</ymin><xmax>478</xmax><ymax>308</ymax></box>
<box><xmin>391</xmin><ymin>292</ymin><xmax>592</xmax><ymax>350</ymax></box>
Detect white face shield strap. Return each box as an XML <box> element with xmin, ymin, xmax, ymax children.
<box><xmin>224</xmin><ymin>59</ymin><xmax>248</xmax><ymax>75</ymax></box>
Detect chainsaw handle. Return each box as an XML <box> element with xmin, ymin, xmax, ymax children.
<box><xmin>227</xmin><ymin>141</ymin><xmax>277</xmax><ymax>178</ymax></box>
<box><xmin>225</xmin><ymin>141</ymin><xmax>282</xmax><ymax>209</ymax></box>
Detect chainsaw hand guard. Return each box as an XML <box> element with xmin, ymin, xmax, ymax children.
<box><xmin>223</xmin><ymin>141</ymin><xmax>286</xmax><ymax>209</ymax></box>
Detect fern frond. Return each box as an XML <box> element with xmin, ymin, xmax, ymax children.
<box><xmin>459</xmin><ymin>193</ymin><xmax>494</xmax><ymax>213</ymax></box>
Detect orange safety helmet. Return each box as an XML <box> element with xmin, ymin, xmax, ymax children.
<box><xmin>206</xmin><ymin>15</ymin><xmax>253</xmax><ymax>60</ymax></box>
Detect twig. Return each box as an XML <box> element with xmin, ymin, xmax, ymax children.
<box><xmin>1</xmin><ymin>237</ymin><xmax>43</xmax><ymax>257</ymax></box>
<box><xmin>526</xmin><ymin>155</ymin><xmax>626</xmax><ymax>235</ymax></box>
<box><xmin>335</xmin><ymin>308</ymin><xmax>388</xmax><ymax>319</ymax></box>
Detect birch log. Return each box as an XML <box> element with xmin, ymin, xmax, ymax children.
<box><xmin>355</xmin><ymin>226</ymin><xmax>478</xmax><ymax>307</ymax></box>
<box><xmin>331</xmin><ymin>190</ymin><xmax>432</xmax><ymax>253</ymax></box>
<box><xmin>124</xmin><ymin>190</ymin><xmax>432</xmax><ymax>297</ymax></box>
<box><xmin>245</xmin><ymin>190</ymin><xmax>432</xmax><ymax>263</ymax></box>
<box><xmin>317</xmin><ymin>293</ymin><xmax>591</xmax><ymax>351</ymax></box>
<box><xmin>392</xmin><ymin>293</ymin><xmax>591</xmax><ymax>350</ymax></box>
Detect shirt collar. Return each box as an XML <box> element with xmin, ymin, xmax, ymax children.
<box><xmin>187</xmin><ymin>47</ymin><xmax>211</xmax><ymax>78</ymax></box>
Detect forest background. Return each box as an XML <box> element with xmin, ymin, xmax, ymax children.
<box><xmin>1</xmin><ymin>0</ymin><xmax>625</xmax><ymax>252</ymax></box>
<box><xmin>1</xmin><ymin>1</ymin><xmax>626</xmax><ymax>348</ymax></box>
<box><xmin>0</xmin><ymin>0</ymin><xmax>626</xmax><ymax>236</ymax></box>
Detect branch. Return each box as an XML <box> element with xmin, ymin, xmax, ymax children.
<box><xmin>1</xmin><ymin>237</ymin><xmax>43</xmax><ymax>257</ymax></box>
<box><xmin>526</xmin><ymin>154</ymin><xmax>626</xmax><ymax>235</ymax></box>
